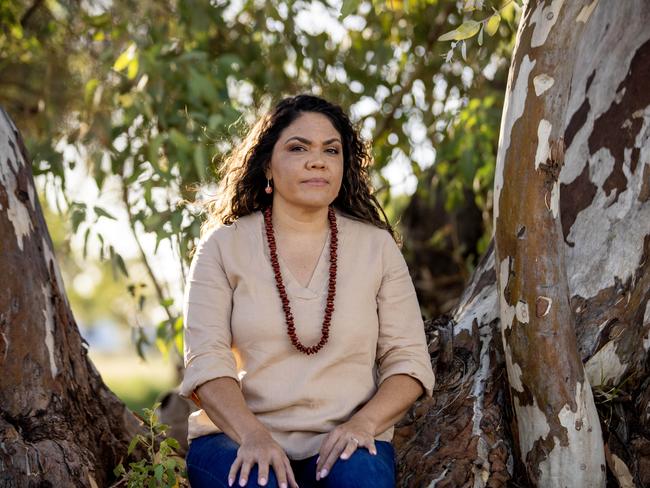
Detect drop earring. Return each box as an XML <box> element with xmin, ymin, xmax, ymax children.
<box><xmin>265</xmin><ymin>178</ymin><xmax>273</xmax><ymax>194</ymax></box>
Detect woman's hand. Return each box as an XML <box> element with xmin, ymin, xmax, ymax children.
<box><xmin>315</xmin><ymin>415</ymin><xmax>377</xmax><ymax>480</ymax></box>
<box><xmin>228</xmin><ymin>428</ymin><xmax>299</xmax><ymax>488</ymax></box>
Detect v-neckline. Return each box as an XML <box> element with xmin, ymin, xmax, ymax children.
<box><xmin>277</xmin><ymin>227</ymin><xmax>330</xmax><ymax>293</ymax></box>
<box><xmin>259</xmin><ymin>210</ymin><xmax>337</xmax><ymax>300</ymax></box>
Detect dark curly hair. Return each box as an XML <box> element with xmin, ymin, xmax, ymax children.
<box><xmin>199</xmin><ymin>94</ymin><xmax>397</xmax><ymax>241</ymax></box>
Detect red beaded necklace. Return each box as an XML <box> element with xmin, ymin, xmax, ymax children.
<box><xmin>263</xmin><ymin>205</ymin><xmax>338</xmax><ymax>355</ymax></box>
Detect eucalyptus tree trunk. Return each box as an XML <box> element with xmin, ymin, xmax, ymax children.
<box><xmin>492</xmin><ymin>0</ymin><xmax>608</xmax><ymax>484</ymax></box>
<box><xmin>395</xmin><ymin>1</ymin><xmax>650</xmax><ymax>486</ymax></box>
<box><xmin>0</xmin><ymin>108</ymin><xmax>143</xmax><ymax>487</ymax></box>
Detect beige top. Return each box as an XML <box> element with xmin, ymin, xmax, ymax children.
<box><xmin>180</xmin><ymin>209</ymin><xmax>435</xmax><ymax>460</ymax></box>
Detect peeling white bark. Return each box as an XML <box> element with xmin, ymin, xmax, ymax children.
<box><xmin>538</xmin><ymin>382</ymin><xmax>605</xmax><ymax>487</ymax></box>
<box><xmin>515</xmin><ymin>300</ymin><xmax>529</xmax><ymax>324</ymax></box>
<box><xmin>533</xmin><ymin>74</ymin><xmax>554</xmax><ymax>96</ymax></box>
<box><xmin>498</xmin><ymin>257</ymin><xmax>515</xmax><ymax>330</ymax></box>
<box><xmin>558</xmin><ymin>10</ymin><xmax>650</xmax><ymax>299</ymax></box>
<box><xmin>534</xmin><ymin>119</ymin><xmax>552</xmax><ymax>170</ymax></box>
<box><xmin>0</xmin><ymin>331</ymin><xmax>8</xmax><ymax>362</ymax></box>
<box><xmin>515</xmin><ymin>395</ymin><xmax>550</xmax><ymax>456</ymax></box>
<box><xmin>585</xmin><ymin>340</ymin><xmax>627</xmax><ymax>386</ymax></box>
<box><xmin>453</xmin><ymin>249</ymin><xmax>498</xmax><ymax>334</ymax></box>
<box><xmin>529</xmin><ymin>0</ymin><xmax>565</xmax><ymax>48</ymax></box>
<box><xmin>549</xmin><ymin>181</ymin><xmax>560</xmax><ymax>218</ymax></box>
<box><xmin>610</xmin><ymin>453</ymin><xmax>635</xmax><ymax>488</ymax></box>
<box><xmin>470</xmin><ymin>327</ymin><xmax>493</xmax><ymax>488</ymax></box>
<box><xmin>0</xmin><ymin>117</ymin><xmax>34</xmax><ymax>251</ymax></box>
<box><xmin>576</xmin><ymin>0</ymin><xmax>599</xmax><ymax>23</ymax></box>
<box><xmin>88</xmin><ymin>473</ymin><xmax>99</xmax><ymax>488</ymax></box>
<box><xmin>40</xmin><ymin>284</ymin><xmax>58</xmax><ymax>379</ymax></box>
<box><xmin>564</xmin><ymin>145</ymin><xmax>650</xmax><ymax>299</ymax></box>
<box><xmin>471</xmin><ymin>327</ymin><xmax>493</xmax><ymax>436</ymax></box>
<box><xmin>536</xmin><ymin>296</ymin><xmax>552</xmax><ymax>317</ymax></box>
<box><xmin>505</xmin><ymin>351</ymin><xmax>524</xmax><ymax>392</ymax></box>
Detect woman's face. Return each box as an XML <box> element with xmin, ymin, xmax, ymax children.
<box><xmin>266</xmin><ymin>111</ymin><xmax>344</xmax><ymax>212</ymax></box>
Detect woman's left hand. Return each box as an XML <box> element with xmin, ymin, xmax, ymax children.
<box><xmin>315</xmin><ymin>415</ymin><xmax>377</xmax><ymax>480</ymax></box>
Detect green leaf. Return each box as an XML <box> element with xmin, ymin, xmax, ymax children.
<box><xmin>340</xmin><ymin>0</ymin><xmax>361</xmax><ymax>18</ymax></box>
<box><xmin>173</xmin><ymin>316</ymin><xmax>184</xmax><ymax>355</ymax></box>
<box><xmin>486</xmin><ymin>13</ymin><xmax>501</xmax><ymax>36</ymax></box>
<box><xmin>83</xmin><ymin>227</ymin><xmax>91</xmax><ymax>260</ymax></box>
<box><xmin>165</xmin><ymin>437</ymin><xmax>180</xmax><ymax>451</ymax></box>
<box><xmin>70</xmin><ymin>205</ymin><xmax>86</xmax><ymax>233</ymax></box>
<box><xmin>113</xmin><ymin>462</ymin><xmax>126</xmax><ymax>477</ymax></box>
<box><xmin>127</xmin><ymin>56</ymin><xmax>139</xmax><ymax>80</ymax></box>
<box><xmin>438</xmin><ymin>20</ymin><xmax>481</xmax><ymax>41</ymax></box>
<box><xmin>154</xmin><ymin>464</ymin><xmax>164</xmax><ymax>482</ymax></box>
<box><xmin>84</xmin><ymin>78</ymin><xmax>99</xmax><ymax>105</ymax></box>
<box><xmin>114</xmin><ymin>43</ymin><xmax>136</xmax><ymax>71</ymax></box>
<box><xmin>114</xmin><ymin>251</ymin><xmax>129</xmax><ymax>278</ymax></box>
<box><xmin>127</xmin><ymin>435</ymin><xmax>140</xmax><ymax>455</ymax></box>
<box><xmin>94</xmin><ymin>206</ymin><xmax>117</xmax><ymax>221</ymax></box>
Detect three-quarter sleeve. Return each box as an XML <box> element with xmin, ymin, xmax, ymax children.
<box><xmin>375</xmin><ymin>232</ymin><xmax>435</xmax><ymax>401</ymax></box>
<box><xmin>179</xmin><ymin>228</ymin><xmax>240</xmax><ymax>403</ymax></box>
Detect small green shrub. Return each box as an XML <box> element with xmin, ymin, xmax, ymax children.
<box><xmin>111</xmin><ymin>402</ymin><xmax>189</xmax><ymax>487</ymax></box>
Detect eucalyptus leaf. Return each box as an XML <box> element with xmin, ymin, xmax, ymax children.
<box><xmin>438</xmin><ymin>20</ymin><xmax>481</xmax><ymax>41</ymax></box>
<box><xmin>486</xmin><ymin>13</ymin><xmax>501</xmax><ymax>36</ymax></box>
<box><xmin>340</xmin><ymin>0</ymin><xmax>361</xmax><ymax>18</ymax></box>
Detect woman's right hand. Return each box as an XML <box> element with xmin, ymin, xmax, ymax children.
<box><xmin>228</xmin><ymin>428</ymin><xmax>299</xmax><ymax>488</ymax></box>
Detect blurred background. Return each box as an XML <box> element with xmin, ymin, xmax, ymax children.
<box><xmin>0</xmin><ymin>0</ymin><xmax>518</xmax><ymax>414</ymax></box>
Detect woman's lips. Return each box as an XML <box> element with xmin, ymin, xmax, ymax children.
<box><xmin>302</xmin><ymin>179</ymin><xmax>329</xmax><ymax>186</ymax></box>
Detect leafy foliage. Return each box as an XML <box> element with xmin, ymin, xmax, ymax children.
<box><xmin>1</xmin><ymin>0</ymin><xmax>518</xmax><ymax>354</ymax></box>
<box><xmin>112</xmin><ymin>402</ymin><xmax>188</xmax><ymax>487</ymax></box>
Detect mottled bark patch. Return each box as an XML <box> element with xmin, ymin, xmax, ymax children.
<box><xmin>589</xmin><ymin>39</ymin><xmax>650</xmax><ymax>205</ymax></box>
<box><xmin>564</xmin><ymin>98</ymin><xmax>590</xmax><ymax>150</ymax></box>
<box><xmin>560</xmin><ymin>163</ymin><xmax>598</xmax><ymax>246</ymax></box>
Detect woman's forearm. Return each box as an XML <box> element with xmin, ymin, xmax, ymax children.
<box><xmin>351</xmin><ymin>374</ymin><xmax>424</xmax><ymax>435</ymax></box>
<box><xmin>195</xmin><ymin>377</ymin><xmax>270</xmax><ymax>444</ymax></box>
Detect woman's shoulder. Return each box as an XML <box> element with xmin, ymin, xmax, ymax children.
<box><xmin>198</xmin><ymin>211</ymin><xmax>261</xmax><ymax>249</ymax></box>
<box><xmin>336</xmin><ymin>209</ymin><xmax>394</xmax><ymax>244</ymax></box>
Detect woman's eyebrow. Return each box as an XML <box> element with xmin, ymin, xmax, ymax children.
<box><xmin>284</xmin><ymin>136</ymin><xmax>342</xmax><ymax>145</ymax></box>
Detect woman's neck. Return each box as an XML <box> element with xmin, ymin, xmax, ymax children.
<box><xmin>270</xmin><ymin>199</ymin><xmax>330</xmax><ymax>236</ymax></box>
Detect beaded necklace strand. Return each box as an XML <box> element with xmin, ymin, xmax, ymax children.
<box><xmin>263</xmin><ymin>206</ymin><xmax>338</xmax><ymax>355</ymax></box>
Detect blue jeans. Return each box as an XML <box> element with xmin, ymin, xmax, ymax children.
<box><xmin>186</xmin><ymin>433</ymin><xmax>396</xmax><ymax>488</ymax></box>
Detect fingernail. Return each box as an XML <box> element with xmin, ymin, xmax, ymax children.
<box><xmin>228</xmin><ymin>478</ymin><xmax>234</xmax><ymax>487</ymax></box>
<box><xmin>320</xmin><ymin>468</ymin><xmax>328</xmax><ymax>478</ymax></box>
<box><xmin>316</xmin><ymin>472</ymin><xmax>320</xmax><ymax>481</ymax></box>
<box><xmin>260</xmin><ymin>478</ymin><xmax>267</xmax><ymax>486</ymax></box>
<box><xmin>280</xmin><ymin>483</ymin><xmax>287</xmax><ymax>488</ymax></box>
<box><xmin>316</xmin><ymin>456</ymin><xmax>320</xmax><ymax>464</ymax></box>
<box><xmin>340</xmin><ymin>452</ymin><xmax>348</xmax><ymax>459</ymax></box>
<box><xmin>239</xmin><ymin>478</ymin><xmax>246</xmax><ymax>487</ymax></box>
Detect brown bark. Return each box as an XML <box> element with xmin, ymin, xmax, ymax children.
<box><xmin>0</xmin><ymin>108</ymin><xmax>143</xmax><ymax>487</ymax></box>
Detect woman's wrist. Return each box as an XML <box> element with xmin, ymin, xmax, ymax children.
<box><xmin>348</xmin><ymin>412</ymin><xmax>379</xmax><ymax>436</ymax></box>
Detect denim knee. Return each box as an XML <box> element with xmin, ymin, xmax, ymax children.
<box><xmin>318</xmin><ymin>441</ymin><xmax>395</xmax><ymax>488</ymax></box>
<box><xmin>186</xmin><ymin>433</ymin><xmax>281</xmax><ymax>488</ymax></box>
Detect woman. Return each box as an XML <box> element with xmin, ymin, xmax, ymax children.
<box><xmin>181</xmin><ymin>94</ymin><xmax>435</xmax><ymax>488</ymax></box>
